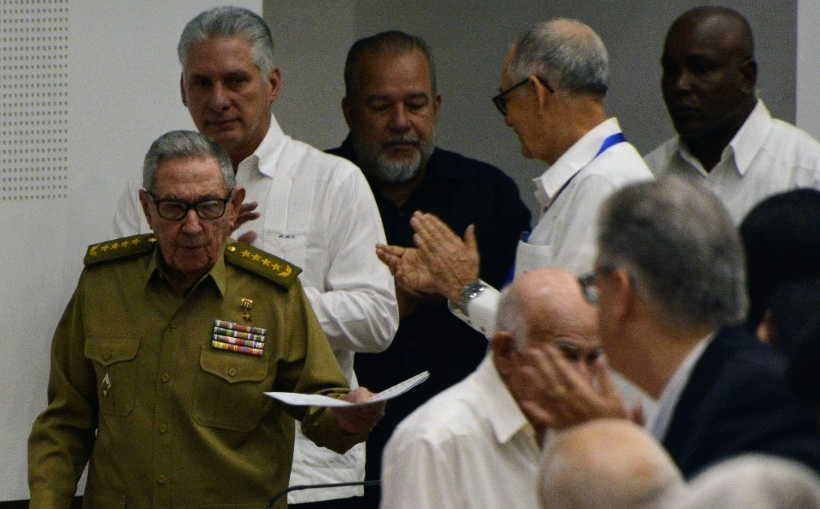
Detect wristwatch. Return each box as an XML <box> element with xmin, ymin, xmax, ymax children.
<box><xmin>457</xmin><ymin>280</ymin><xmax>487</xmax><ymax>315</ymax></box>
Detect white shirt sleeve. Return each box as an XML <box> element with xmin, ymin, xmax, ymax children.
<box><xmin>380</xmin><ymin>429</ymin><xmax>462</xmax><ymax>509</ymax></box>
<box><xmin>112</xmin><ymin>178</ymin><xmax>150</xmax><ymax>237</ymax></box>
<box><xmin>448</xmin><ymin>281</ymin><xmax>499</xmax><ymax>339</ymax></box>
<box><xmin>302</xmin><ymin>167</ymin><xmax>398</xmax><ymax>354</ymax></box>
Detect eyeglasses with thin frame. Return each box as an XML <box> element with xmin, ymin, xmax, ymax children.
<box><xmin>492</xmin><ymin>76</ymin><xmax>554</xmax><ymax>116</ymax></box>
<box><xmin>146</xmin><ymin>191</ymin><xmax>233</xmax><ymax>221</ymax></box>
<box><xmin>577</xmin><ymin>265</ymin><xmax>614</xmax><ymax>305</ymax></box>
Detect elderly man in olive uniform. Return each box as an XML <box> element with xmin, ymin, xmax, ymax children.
<box><xmin>28</xmin><ymin>131</ymin><xmax>383</xmax><ymax>509</ymax></box>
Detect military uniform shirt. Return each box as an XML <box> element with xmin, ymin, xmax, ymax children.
<box><xmin>28</xmin><ymin>237</ymin><xmax>365</xmax><ymax>509</ymax></box>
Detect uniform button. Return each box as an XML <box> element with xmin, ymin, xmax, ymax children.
<box><xmin>157</xmin><ymin>474</ymin><xmax>168</xmax><ymax>484</ymax></box>
<box><xmin>159</xmin><ymin>424</ymin><xmax>168</xmax><ymax>434</ymax></box>
<box><xmin>160</xmin><ymin>373</ymin><xmax>170</xmax><ymax>383</ymax></box>
<box><xmin>102</xmin><ymin>352</ymin><xmax>112</xmax><ymax>361</ymax></box>
<box><xmin>227</xmin><ymin>367</ymin><xmax>237</xmax><ymax>377</ymax></box>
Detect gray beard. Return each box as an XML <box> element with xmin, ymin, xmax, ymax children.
<box><xmin>351</xmin><ymin>132</ymin><xmax>435</xmax><ymax>184</ymax></box>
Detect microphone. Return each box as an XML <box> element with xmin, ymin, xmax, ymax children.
<box><xmin>264</xmin><ymin>480</ymin><xmax>381</xmax><ymax>509</ymax></box>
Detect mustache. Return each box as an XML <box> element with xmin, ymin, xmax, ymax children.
<box><xmin>384</xmin><ymin>135</ymin><xmax>420</xmax><ymax>147</ymax></box>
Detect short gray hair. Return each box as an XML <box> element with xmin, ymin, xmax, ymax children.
<box><xmin>508</xmin><ymin>18</ymin><xmax>608</xmax><ymax>96</ymax></box>
<box><xmin>178</xmin><ymin>6</ymin><xmax>274</xmax><ymax>76</ymax></box>
<box><xmin>540</xmin><ymin>419</ymin><xmax>684</xmax><ymax>509</ymax></box>
<box><xmin>143</xmin><ymin>130</ymin><xmax>234</xmax><ymax>192</ymax></box>
<box><xmin>668</xmin><ymin>455</ymin><xmax>820</xmax><ymax>509</ymax></box>
<box><xmin>344</xmin><ymin>30</ymin><xmax>437</xmax><ymax>96</ymax></box>
<box><xmin>597</xmin><ymin>176</ymin><xmax>747</xmax><ymax>330</ymax></box>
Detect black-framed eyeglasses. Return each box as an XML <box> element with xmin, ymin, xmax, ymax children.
<box><xmin>577</xmin><ymin>265</ymin><xmax>614</xmax><ymax>305</ymax></box>
<box><xmin>147</xmin><ymin>191</ymin><xmax>233</xmax><ymax>221</ymax></box>
<box><xmin>492</xmin><ymin>76</ymin><xmax>554</xmax><ymax>116</ymax></box>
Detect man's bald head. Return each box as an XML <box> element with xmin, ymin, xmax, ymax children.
<box><xmin>661</xmin><ymin>6</ymin><xmax>757</xmax><ymax>145</ymax></box>
<box><xmin>496</xmin><ymin>268</ymin><xmax>598</xmax><ymax>351</ymax></box>
<box><xmin>668</xmin><ymin>6</ymin><xmax>754</xmax><ymax>61</ymax></box>
<box><xmin>493</xmin><ymin>268</ymin><xmax>602</xmax><ymax>406</ymax></box>
<box><xmin>539</xmin><ymin>419</ymin><xmax>684</xmax><ymax>509</ymax></box>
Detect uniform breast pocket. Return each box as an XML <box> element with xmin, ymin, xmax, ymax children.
<box><xmin>261</xmin><ymin>229</ymin><xmax>307</xmax><ymax>269</ymax></box>
<box><xmin>84</xmin><ymin>336</ymin><xmax>141</xmax><ymax>417</ymax></box>
<box><xmin>193</xmin><ymin>347</ymin><xmax>273</xmax><ymax>432</ymax></box>
<box><xmin>514</xmin><ymin>240</ymin><xmax>554</xmax><ymax>277</ymax></box>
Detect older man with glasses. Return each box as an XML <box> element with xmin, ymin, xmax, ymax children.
<box><xmin>377</xmin><ymin>17</ymin><xmax>652</xmax><ymax>340</ymax></box>
<box><xmin>28</xmin><ymin>130</ymin><xmax>385</xmax><ymax>509</ymax></box>
<box><xmin>520</xmin><ymin>176</ymin><xmax>820</xmax><ymax>479</ymax></box>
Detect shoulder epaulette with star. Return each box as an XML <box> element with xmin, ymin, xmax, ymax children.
<box><xmin>225</xmin><ymin>241</ymin><xmax>302</xmax><ymax>288</ymax></box>
<box><xmin>84</xmin><ymin>234</ymin><xmax>157</xmax><ymax>266</ymax></box>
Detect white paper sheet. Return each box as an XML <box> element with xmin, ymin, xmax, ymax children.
<box><xmin>265</xmin><ymin>370</ymin><xmax>430</xmax><ymax>407</ymax></box>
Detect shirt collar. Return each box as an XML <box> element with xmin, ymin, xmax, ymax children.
<box><xmin>533</xmin><ymin>117</ymin><xmax>622</xmax><ymax>209</ymax></box>
<box><xmin>673</xmin><ymin>100</ymin><xmax>771</xmax><ymax>177</ymax></box>
<box><xmin>144</xmin><ymin>244</ymin><xmax>228</xmax><ymax>297</ymax></box>
<box><xmin>728</xmin><ymin>100</ymin><xmax>771</xmax><ymax>175</ymax></box>
<box><xmin>647</xmin><ymin>332</ymin><xmax>714</xmax><ymax>441</ymax></box>
<box><xmin>235</xmin><ymin>114</ymin><xmax>288</xmax><ymax>179</ymax></box>
<box><xmin>474</xmin><ymin>354</ymin><xmax>532</xmax><ymax>445</ymax></box>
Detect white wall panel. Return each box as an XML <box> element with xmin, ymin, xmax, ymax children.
<box><xmin>0</xmin><ymin>0</ymin><xmax>260</xmax><ymax>500</ymax></box>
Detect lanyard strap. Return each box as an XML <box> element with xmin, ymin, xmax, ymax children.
<box><xmin>504</xmin><ymin>132</ymin><xmax>627</xmax><ymax>285</ymax></box>
<box><xmin>595</xmin><ymin>132</ymin><xmax>626</xmax><ymax>157</ymax></box>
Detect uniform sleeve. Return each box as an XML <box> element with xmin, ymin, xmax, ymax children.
<box><xmin>28</xmin><ymin>279</ymin><xmax>97</xmax><ymax>509</ymax></box>
<box><xmin>112</xmin><ymin>178</ymin><xmax>150</xmax><ymax>237</ymax></box>
<box><xmin>276</xmin><ymin>281</ymin><xmax>368</xmax><ymax>454</ymax></box>
<box><xmin>302</xmin><ymin>164</ymin><xmax>398</xmax><ymax>353</ymax></box>
<box><xmin>379</xmin><ymin>426</ymin><xmax>461</xmax><ymax>509</ymax></box>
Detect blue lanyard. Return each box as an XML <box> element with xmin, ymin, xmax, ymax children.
<box><xmin>503</xmin><ymin>132</ymin><xmax>627</xmax><ymax>285</ymax></box>
<box><xmin>595</xmin><ymin>132</ymin><xmax>626</xmax><ymax>157</ymax></box>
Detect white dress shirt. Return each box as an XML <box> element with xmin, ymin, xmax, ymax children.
<box><xmin>380</xmin><ymin>354</ymin><xmax>540</xmax><ymax>509</ymax></box>
<box><xmin>455</xmin><ymin>118</ymin><xmax>653</xmax><ymax>337</ymax></box>
<box><xmin>112</xmin><ymin>115</ymin><xmax>399</xmax><ymax>503</ymax></box>
<box><xmin>646</xmin><ymin>335</ymin><xmax>712</xmax><ymax>442</ymax></box>
<box><xmin>645</xmin><ymin>100</ymin><xmax>820</xmax><ymax>223</ymax></box>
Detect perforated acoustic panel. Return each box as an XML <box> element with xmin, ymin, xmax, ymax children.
<box><xmin>0</xmin><ymin>0</ymin><xmax>69</xmax><ymax>201</ymax></box>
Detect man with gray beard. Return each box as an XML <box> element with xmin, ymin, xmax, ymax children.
<box><xmin>327</xmin><ymin>30</ymin><xmax>531</xmax><ymax>509</ymax></box>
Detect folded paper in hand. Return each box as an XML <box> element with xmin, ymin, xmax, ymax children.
<box><xmin>265</xmin><ymin>371</ymin><xmax>430</xmax><ymax>407</ymax></box>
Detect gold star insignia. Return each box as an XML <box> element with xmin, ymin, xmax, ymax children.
<box><xmin>131</xmin><ymin>238</ymin><xmax>141</xmax><ymax>246</ymax></box>
<box><xmin>101</xmin><ymin>244</ymin><xmax>110</xmax><ymax>252</ymax></box>
<box><xmin>271</xmin><ymin>263</ymin><xmax>281</xmax><ymax>271</ymax></box>
<box><xmin>261</xmin><ymin>258</ymin><xmax>271</xmax><ymax>267</ymax></box>
<box><xmin>89</xmin><ymin>246</ymin><xmax>99</xmax><ymax>256</ymax></box>
<box><xmin>148</xmin><ymin>237</ymin><xmax>157</xmax><ymax>243</ymax></box>
<box><xmin>251</xmin><ymin>253</ymin><xmax>261</xmax><ymax>261</ymax></box>
<box><xmin>110</xmin><ymin>242</ymin><xmax>120</xmax><ymax>250</ymax></box>
<box><xmin>241</xmin><ymin>250</ymin><xmax>252</xmax><ymax>258</ymax></box>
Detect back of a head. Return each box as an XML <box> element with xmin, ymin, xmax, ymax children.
<box><xmin>667</xmin><ymin>455</ymin><xmax>820</xmax><ymax>509</ymax></box>
<box><xmin>787</xmin><ymin>313</ymin><xmax>820</xmax><ymax>412</ymax></box>
<box><xmin>768</xmin><ymin>278</ymin><xmax>820</xmax><ymax>353</ymax></box>
<box><xmin>178</xmin><ymin>6</ymin><xmax>274</xmax><ymax>76</ymax></box>
<box><xmin>343</xmin><ymin>30</ymin><xmax>436</xmax><ymax>97</ymax></box>
<box><xmin>597</xmin><ymin>176</ymin><xmax>747</xmax><ymax>330</ymax></box>
<box><xmin>508</xmin><ymin>18</ymin><xmax>608</xmax><ymax>96</ymax></box>
<box><xmin>539</xmin><ymin>419</ymin><xmax>683</xmax><ymax>509</ymax></box>
<box><xmin>740</xmin><ymin>189</ymin><xmax>820</xmax><ymax>332</ymax></box>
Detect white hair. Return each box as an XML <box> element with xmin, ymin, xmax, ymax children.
<box><xmin>668</xmin><ymin>455</ymin><xmax>820</xmax><ymax>509</ymax></box>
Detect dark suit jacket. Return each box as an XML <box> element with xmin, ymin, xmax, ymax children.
<box><xmin>663</xmin><ymin>325</ymin><xmax>820</xmax><ymax>478</ymax></box>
